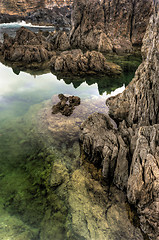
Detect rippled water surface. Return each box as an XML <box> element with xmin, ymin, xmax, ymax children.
<box><xmin>0</xmin><ymin>23</ymin><xmax>145</xmax><ymax>240</ymax></box>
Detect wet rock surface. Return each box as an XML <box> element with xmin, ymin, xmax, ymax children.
<box><xmin>70</xmin><ymin>0</ymin><xmax>153</xmax><ymax>53</ymax></box>
<box><xmin>80</xmin><ymin>2</ymin><xmax>159</xmax><ymax>239</ymax></box>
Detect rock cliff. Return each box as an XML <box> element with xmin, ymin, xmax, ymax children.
<box><xmin>80</xmin><ymin>1</ymin><xmax>159</xmax><ymax>239</ymax></box>
<box><xmin>70</xmin><ymin>0</ymin><xmax>153</xmax><ymax>53</ymax></box>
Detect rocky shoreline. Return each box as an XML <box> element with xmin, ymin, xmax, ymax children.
<box><xmin>80</xmin><ymin>2</ymin><xmax>159</xmax><ymax>239</ymax></box>
<box><xmin>0</xmin><ymin>0</ymin><xmax>153</xmax><ymax>77</ymax></box>
<box><xmin>0</xmin><ymin>27</ymin><xmax>122</xmax><ymax>76</ymax></box>
<box><xmin>0</xmin><ymin>0</ymin><xmax>158</xmax><ymax>239</ymax></box>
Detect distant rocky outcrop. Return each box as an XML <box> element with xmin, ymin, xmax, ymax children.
<box><xmin>1</xmin><ymin>27</ymin><xmax>55</xmax><ymax>63</ymax></box>
<box><xmin>80</xmin><ymin>2</ymin><xmax>159</xmax><ymax>239</ymax></box>
<box><xmin>70</xmin><ymin>0</ymin><xmax>153</xmax><ymax>53</ymax></box>
<box><xmin>0</xmin><ymin>0</ymin><xmax>73</xmax><ymax>16</ymax></box>
<box><xmin>50</xmin><ymin>49</ymin><xmax>122</xmax><ymax>75</ymax></box>
<box><xmin>24</xmin><ymin>6</ymin><xmax>71</xmax><ymax>26</ymax></box>
<box><xmin>0</xmin><ymin>27</ymin><xmax>71</xmax><ymax>64</ymax></box>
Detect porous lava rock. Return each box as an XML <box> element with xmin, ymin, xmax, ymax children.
<box><xmin>52</xmin><ymin>94</ymin><xmax>80</xmax><ymax>116</ymax></box>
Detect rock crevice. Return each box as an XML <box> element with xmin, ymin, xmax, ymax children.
<box><xmin>70</xmin><ymin>0</ymin><xmax>153</xmax><ymax>53</ymax></box>
<box><xmin>80</xmin><ymin>3</ymin><xmax>159</xmax><ymax>239</ymax></box>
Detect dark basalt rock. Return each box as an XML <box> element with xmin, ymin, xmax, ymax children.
<box><xmin>0</xmin><ymin>14</ymin><xmax>23</xmax><ymax>23</ymax></box>
<box><xmin>25</xmin><ymin>7</ymin><xmax>71</xmax><ymax>26</ymax></box>
<box><xmin>52</xmin><ymin>94</ymin><xmax>80</xmax><ymax>116</ymax></box>
<box><xmin>80</xmin><ymin>2</ymin><xmax>159</xmax><ymax>239</ymax></box>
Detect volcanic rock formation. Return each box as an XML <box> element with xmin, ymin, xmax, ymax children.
<box><xmin>80</xmin><ymin>1</ymin><xmax>159</xmax><ymax>239</ymax></box>
<box><xmin>1</xmin><ymin>27</ymin><xmax>54</xmax><ymax>64</ymax></box>
<box><xmin>50</xmin><ymin>49</ymin><xmax>122</xmax><ymax>75</ymax></box>
<box><xmin>70</xmin><ymin>0</ymin><xmax>153</xmax><ymax>53</ymax></box>
<box><xmin>0</xmin><ymin>27</ymin><xmax>122</xmax><ymax>75</ymax></box>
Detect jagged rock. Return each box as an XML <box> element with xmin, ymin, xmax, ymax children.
<box><xmin>0</xmin><ymin>5</ymin><xmax>72</xmax><ymax>26</ymax></box>
<box><xmin>70</xmin><ymin>0</ymin><xmax>153</xmax><ymax>53</ymax></box>
<box><xmin>80</xmin><ymin>113</ymin><xmax>129</xmax><ymax>189</ymax></box>
<box><xmin>25</xmin><ymin>7</ymin><xmax>71</xmax><ymax>26</ymax></box>
<box><xmin>107</xmin><ymin>3</ymin><xmax>159</xmax><ymax>127</ymax></box>
<box><xmin>1</xmin><ymin>27</ymin><xmax>56</xmax><ymax>63</ymax></box>
<box><xmin>1</xmin><ymin>27</ymin><xmax>72</xmax><ymax>64</ymax></box>
<box><xmin>0</xmin><ymin>13</ymin><xmax>23</xmax><ymax>23</ymax></box>
<box><xmin>48</xmin><ymin>30</ymin><xmax>71</xmax><ymax>51</ymax></box>
<box><xmin>127</xmin><ymin>125</ymin><xmax>159</xmax><ymax>239</ymax></box>
<box><xmin>80</xmin><ymin>2</ymin><xmax>159</xmax><ymax>239</ymax></box>
<box><xmin>52</xmin><ymin>94</ymin><xmax>80</xmax><ymax>116</ymax></box>
<box><xmin>50</xmin><ymin>49</ymin><xmax>122</xmax><ymax>75</ymax></box>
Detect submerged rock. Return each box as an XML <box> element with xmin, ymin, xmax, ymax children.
<box><xmin>80</xmin><ymin>2</ymin><xmax>159</xmax><ymax>239</ymax></box>
<box><xmin>50</xmin><ymin>49</ymin><xmax>122</xmax><ymax>75</ymax></box>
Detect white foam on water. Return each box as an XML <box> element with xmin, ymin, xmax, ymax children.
<box><xmin>0</xmin><ymin>21</ymin><xmax>54</xmax><ymax>28</ymax></box>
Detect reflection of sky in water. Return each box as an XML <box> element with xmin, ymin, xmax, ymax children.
<box><xmin>0</xmin><ymin>62</ymin><xmax>124</xmax><ymax>100</ymax></box>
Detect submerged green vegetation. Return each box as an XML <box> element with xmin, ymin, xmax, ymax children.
<box><xmin>0</xmin><ymin>53</ymin><xmax>146</xmax><ymax>239</ymax></box>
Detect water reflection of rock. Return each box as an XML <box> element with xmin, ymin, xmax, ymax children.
<box><xmin>54</xmin><ymin>73</ymin><xmax>134</xmax><ymax>95</ymax></box>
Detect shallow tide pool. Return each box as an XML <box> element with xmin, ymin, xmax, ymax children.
<box><xmin>0</xmin><ymin>45</ymin><xmax>146</xmax><ymax>240</ymax></box>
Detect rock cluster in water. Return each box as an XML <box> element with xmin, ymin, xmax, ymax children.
<box><xmin>37</xmin><ymin>94</ymin><xmax>145</xmax><ymax>240</ymax></box>
<box><xmin>52</xmin><ymin>94</ymin><xmax>80</xmax><ymax>116</ymax></box>
<box><xmin>0</xmin><ymin>27</ymin><xmax>122</xmax><ymax>75</ymax></box>
<box><xmin>70</xmin><ymin>0</ymin><xmax>153</xmax><ymax>53</ymax></box>
<box><xmin>50</xmin><ymin>49</ymin><xmax>122</xmax><ymax>75</ymax></box>
<box><xmin>80</xmin><ymin>2</ymin><xmax>159</xmax><ymax>239</ymax></box>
